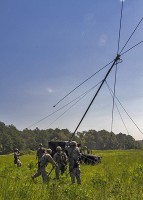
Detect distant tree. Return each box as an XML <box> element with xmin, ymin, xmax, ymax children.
<box><xmin>0</xmin><ymin>121</ymin><xmax>142</xmax><ymax>154</ymax></box>
<box><xmin>0</xmin><ymin>133</ymin><xmax>13</xmax><ymax>153</ymax></box>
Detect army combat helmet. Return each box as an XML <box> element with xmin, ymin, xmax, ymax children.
<box><xmin>70</xmin><ymin>141</ymin><xmax>77</xmax><ymax>146</ymax></box>
<box><xmin>56</xmin><ymin>146</ymin><xmax>62</xmax><ymax>151</ymax></box>
<box><xmin>47</xmin><ymin>148</ymin><xmax>52</xmax><ymax>154</ymax></box>
<box><xmin>14</xmin><ymin>148</ymin><xmax>19</xmax><ymax>152</ymax></box>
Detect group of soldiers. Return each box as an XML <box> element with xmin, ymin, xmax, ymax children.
<box><xmin>14</xmin><ymin>141</ymin><xmax>81</xmax><ymax>184</ymax></box>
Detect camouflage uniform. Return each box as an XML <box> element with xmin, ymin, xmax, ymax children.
<box><xmin>14</xmin><ymin>148</ymin><xmax>22</xmax><ymax>167</ymax></box>
<box><xmin>66</xmin><ymin>141</ymin><xmax>81</xmax><ymax>184</ymax></box>
<box><xmin>36</xmin><ymin>144</ymin><xmax>45</xmax><ymax>170</ymax></box>
<box><xmin>53</xmin><ymin>146</ymin><xmax>68</xmax><ymax>179</ymax></box>
<box><xmin>36</xmin><ymin>144</ymin><xmax>45</xmax><ymax>161</ymax></box>
<box><xmin>32</xmin><ymin>149</ymin><xmax>57</xmax><ymax>183</ymax></box>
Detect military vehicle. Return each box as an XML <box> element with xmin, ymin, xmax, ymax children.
<box><xmin>48</xmin><ymin>141</ymin><xmax>68</xmax><ymax>157</ymax></box>
<box><xmin>48</xmin><ymin>141</ymin><xmax>102</xmax><ymax>165</ymax></box>
<box><xmin>81</xmin><ymin>153</ymin><xmax>101</xmax><ymax>165</ymax></box>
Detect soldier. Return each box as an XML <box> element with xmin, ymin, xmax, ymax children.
<box><xmin>66</xmin><ymin>141</ymin><xmax>81</xmax><ymax>184</ymax></box>
<box><xmin>14</xmin><ymin>148</ymin><xmax>22</xmax><ymax>167</ymax></box>
<box><xmin>36</xmin><ymin>143</ymin><xmax>45</xmax><ymax>170</ymax></box>
<box><xmin>36</xmin><ymin>143</ymin><xmax>45</xmax><ymax>161</ymax></box>
<box><xmin>32</xmin><ymin>149</ymin><xmax>57</xmax><ymax>183</ymax></box>
<box><xmin>53</xmin><ymin>146</ymin><xmax>68</xmax><ymax>180</ymax></box>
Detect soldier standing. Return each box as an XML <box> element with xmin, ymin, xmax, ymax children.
<box><xmin>36</xmin><ymin>143</ymin><xmax>45</xmax><ymax>161</ymax></box>
<box><xmin>32</xmin><ymin>149</ymin><xmax>57</xmax><ymax>183</ymax></box>
<box><xmin>14</xmin><ymin>148</ymin><xmax>22</xmax><ymax>167</ymax></box>
<box><xmin>66</xmin><ymin>141</ymin><xmax>81</xmax><ymax>184</ymax></box>
<box><xmin>53</xmin><ymin>146</ymin><xmax>68</xmax><ymax>180</ymax></box>
<box><xmin>36</xmin><ymin>143</ymin><xmax>45</xmax><ymax>169</ymax></box>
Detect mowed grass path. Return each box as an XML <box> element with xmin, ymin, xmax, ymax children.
<box><xmin>0</xmin><ymin>150</ymin><xmax>143</xmax><ymax>200</ymax></box>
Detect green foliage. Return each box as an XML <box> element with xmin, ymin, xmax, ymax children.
<box><xmin>0</xmin><ymin>121</ymin><xmax>142</xmax><ymax>154</ymax></box>
<box><xmin>1</xmin><ymin>150</ymin><xmax>143</xmax><ymax>199</ymax></box>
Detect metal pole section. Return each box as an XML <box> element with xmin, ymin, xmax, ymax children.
<box><xmin>70</xmin><ymin>54</ymin><xmax>121</xmax><ymax>140</ymax></box>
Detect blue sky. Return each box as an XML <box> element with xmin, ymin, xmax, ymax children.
<box><xmin>0</xmin><ymin>0</ymin><xmax>143</xmax><ymax>140</ymax></box>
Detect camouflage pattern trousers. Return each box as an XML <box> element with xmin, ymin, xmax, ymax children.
<box><xmin>69</xmin><ymin>166</ymin><xmax>81</xmax><ymax>184</ymax></box>
<box><xmin>55</xmin><ymin>163</ymin><xmax>67</xmax><ymax>179</ymax></box>
<box><xmin>14</xmin><ymin>159</ymin><xmax>22</xmax><ymax>167</ymax></box>
<box><xmin>32</xmin><ymin>167</ymin><xmax>48</xmax><ymax>183</ymax></box>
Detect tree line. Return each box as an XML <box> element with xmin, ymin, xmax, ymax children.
<box><xmin>0</xmin><ymin>121</ymin><xmax>142</xmax><ymax>154</ymax></box>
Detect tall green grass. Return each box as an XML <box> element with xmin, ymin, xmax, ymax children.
<box><xmin>0</xmin><ymin>150</ymin><xmax>143</xmax><ymax>200</ymax></box>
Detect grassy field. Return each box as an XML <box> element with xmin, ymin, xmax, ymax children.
<box><xmin>0</xmin><ymin>150</ymin><xmax>143</xmax><ymax>200</ymax></box>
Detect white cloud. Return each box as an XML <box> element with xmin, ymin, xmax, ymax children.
<box><xmin>98</xmin><ymin>35</ymin><xmax>108</xmax><ymax>46</ymax></box>
<box><xmin>26</xmin><ymin>86</ymin><xmax>55</xmax><ymax>96</ymax></box>
<box><xmin>47</xmin><ymin>87</ymin><xmax>55</xmax><ymax>93</ymax></box>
